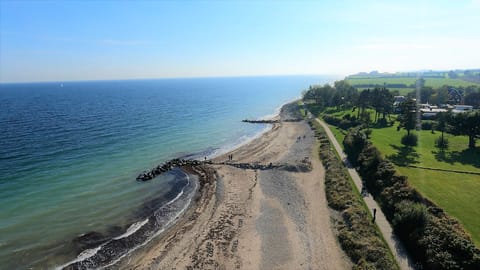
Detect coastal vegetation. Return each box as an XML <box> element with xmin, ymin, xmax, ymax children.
<box><xmin>343</xmin><ymin>127</ymin><xmax>480</xmax><ymax>269</ymax></box>
<box><xmin>308</xmin><ymin>119</ymin><xmax>398</xmax><ymax>269</ymax></box>
<box><xmin>303</xmin><ymin>76</ymin><xmax>480</xmax><ymax>268</ymax></box>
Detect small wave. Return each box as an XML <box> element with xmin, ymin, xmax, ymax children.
<box><xmin>55</xmin><ymin>246</ymin><xmax>102</xmax><ymax>270</ymax></box>
<box><xmin>207</xmin><ymin>124</ymin><xmax>272</xmax><ymax>159</ymax></box>
<box><xmin>99</xmin><ymin>180</ymin><xmax>197</xmax><ymax>269</ymax></box>
<box><xmin>113</xmin><ymin>218</ymin><xmax>149</xmax><ymax>240</ymax></box>
<box><xmin>58</xmin><ymin>171</ymin><xmax>197</xmax><ymax>270</ymax></box>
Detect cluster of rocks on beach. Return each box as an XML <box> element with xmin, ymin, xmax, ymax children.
<box><xmin>136</xmin><ymin>159</ymin><xmax>210</xmax><ymax>181</ymax></box>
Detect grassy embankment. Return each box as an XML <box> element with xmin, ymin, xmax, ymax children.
<box><xmin>308</xmin><ymin>119</ymin><xmax>399</xmax><ymax>269</ymax></box>
<box><xmin>312</xmin><ymin>107</ymin><xmax>480</xmax><ymax>246</ymax></box>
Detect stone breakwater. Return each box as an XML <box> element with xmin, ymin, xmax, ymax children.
<box><xmin>63</xmin><ymin>164</ymin><xmax>216</xmax><ymax>270</ymax></box>
<box><xmin>136</xmin><ymin>159</ymin><xmax>210</xmax><ymax>181</ymax></box>
<box><xmin>137</xmin><ymin>156</ymin><xmax>313</xmax><ymax>182</ymax></box>
<box><xmin>241</xmin><ymin>119</ymin><xmax>302</xmax><ymax>124</ymax></box>
<box><xmin>220</xmin><ymin>158</ymin><xmax>312</xmax><ymax>173</ymax></box>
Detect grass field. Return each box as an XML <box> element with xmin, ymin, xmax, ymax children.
<box><xmin>355</xmin><ymin>87</ymin><xmax>412</xmax><ymax>96</ymax></box>
<box><xmin>369</xmin><ymin>126</ymin><xmax>480</xmax><ymax>246</ymax></box>
<box><xmin>309</xmin><ymin>103</ymin><xmax>480</xmax><ymax>246</ymax></box>
<box><xmin>346</xmin><ymin>76</ymin><xmax>480</xmax><ymax>91</ymax></box>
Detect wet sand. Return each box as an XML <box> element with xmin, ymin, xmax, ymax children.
<box><xmin>116</xmin><ymin>106</ymin><xmax>350</xmax><ymax>269</ymax></box>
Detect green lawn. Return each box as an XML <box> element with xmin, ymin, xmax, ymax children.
<box><xmin>327</xmin><ymin>124</ymin><xmax>346</xmax><ymax>149</ymax></box>
<box><xmin>369</xmin><ymin>126</ymin><xmax>480</xmax><ymax>246</ymax></box>
<box><xmin>310</xmin><ymin>101</ymin><xmax>480</xmax><ymax>246</ymax></box>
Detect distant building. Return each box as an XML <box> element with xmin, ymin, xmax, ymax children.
<box><xmin>452</xmin><ymin>105</ymin><xmax>473</xmax><ymax>114</ymax></box>
<box><xmin>393</xmin><ymin>96</ymin><xmax>406</xmax><ymax>113</ymax></box>
<box><xmin>419</xmin><ymin>104</ymin><xmax>447</xmax><ymax>119</ymax></box>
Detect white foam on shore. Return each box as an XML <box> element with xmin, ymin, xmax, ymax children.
<box><xmin>57</xmin><ymin>171</ymin><xmax>196</xmax><ymax>270</ymax></box>
<box><xmin>56</xmin><ymin>245</ymin><xmax>102</xmax><ymax>270</ymax></box>
<box><xmin>206</xmin><ymin>123</ymin><xmax>272</xmax><ymax>159</ymax></box>
<box><xmin>99</xmin><ymin>179</ymin><xmax>198</xmax><ymax>269</ymax></box>
<box><xmin>114</xmin><ymin>218</ymin><xmax>150</xmax><ymax>240</ymax></box>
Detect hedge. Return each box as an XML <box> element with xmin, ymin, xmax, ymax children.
<box><xmin>309</xmin><ymin>120</ymin><xmax>398</xmax><ymax>269</ymax></box>
<box><xmin>343</xmin><ymin>127</ymin><xmax>480</xmax><ymax>269</ymax></box>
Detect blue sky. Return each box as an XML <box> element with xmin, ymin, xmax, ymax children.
<box><xmin>1</xmin><ymin>0</ymin><xmax>479</xmax><ymax>83</ymax></box>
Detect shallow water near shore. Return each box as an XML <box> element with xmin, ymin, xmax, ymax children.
<box><xmin>0</xmin><ymin>75</ymin><xmax>332</xmax><ymax>269</ymax></box>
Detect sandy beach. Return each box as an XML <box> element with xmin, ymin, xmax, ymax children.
<box><xmin>115</xmin><ymin>104</ymin><xmax>350</xmax><ymax>269</ymax></box>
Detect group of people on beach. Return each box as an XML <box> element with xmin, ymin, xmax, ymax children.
<box><xmin>296</xmin><ymin>135</ymin><xmax>306</xmax><ymax>142</ymax></box>
<box><xmin>228</xmin><ymin>154</ymin><xmax>233</xmax><ymax>161</ymax></box>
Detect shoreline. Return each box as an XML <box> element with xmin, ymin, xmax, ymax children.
<box><xmin>111</xmin><ymin>101</ymin><xmax>350</xmax><ymax>269</ymax></box>
<box><xmin>56</xmin><ymin>104</ymin><xmax>288</xmax><ymax>269</ymax></box>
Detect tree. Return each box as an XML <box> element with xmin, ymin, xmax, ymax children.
<box><xmin>380</xmin><ymin>88</ymin><xmax>393</xmax><ymax>120</ymax></box>
<box><xmin>448</xmin><ymin>112</ymin><xmax>480</xmax><ymax>149</ymax></box>
<box><xmin>464</xmin><ymin>92</ymin><xmax>480</xmax><ymax>108</ymax></box>
<box><xmin>419</xmin><ymin>87</ymin><xmax>435</xmax><ymax>104</ymax></box>
<box><xmin>357</xmin><ymin>89</ymin><xmax>371</xmax><ymax>118</ymax></box>
<box><xmin>435</xmin><ymin>112</ymin><xmax>450</xmax><ymax>150</ymax></box>
<box><xmin>398</xmin><ymin>98</ymin><xmax>417</xmax><ymax>136</ymax></box>
<box><xmin>360</xmin><ymin>111</ymin><xmax>372</xmax><ymax>138</ymax></box>
<box><xmin>371</xmin><ymin>87</ymin><xmax>382</xmax><ymax>122</ymax></box>
<box><xmin>334</xmin><ymin>80</ymin><xmax>358</xmax><ymax>108</ymax></box>
<box><xmin>448</xmin><ymin>70</ymin><xmax>459</xmax><ymax>78</ymax></box>
<box><xmin>432</xmin><ymin>86</ymin><xmax>449</xmax><ymax>105</ymax></box>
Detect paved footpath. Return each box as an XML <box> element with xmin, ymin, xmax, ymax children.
<box><xmin>315</xmin><ymin>118</ymin><xmax>416</xmax><ymax>270</ymax></box>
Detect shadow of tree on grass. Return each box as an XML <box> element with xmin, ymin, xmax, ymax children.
<box><xmin>432</xmin><ymin>147</ymin><xmax>480</xmax><ymax>168</ymax></box>
<box><xmin>387</xmin><ymin>144</ymin><xmax>420</xmax><ymax>166</ymax></box>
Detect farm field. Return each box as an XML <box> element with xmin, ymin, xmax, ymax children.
<box><xmin>346</xmin><ymin>76</ymin><xmax>480</xmax><ymax>91</ymax></box>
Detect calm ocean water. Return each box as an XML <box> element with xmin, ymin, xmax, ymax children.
<box><xmin>0</xmin><ymin>75</ymin><xmax>332</xmax><ymax>269</ymax></box>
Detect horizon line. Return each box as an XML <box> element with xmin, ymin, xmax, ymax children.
<box><xmin>0</xmin><ymin>73</ymin><xmax>344</xmax><ymax>85</ymax></box>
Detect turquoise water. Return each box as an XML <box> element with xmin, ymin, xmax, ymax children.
<box><xmin>0</xmin><ymin>75</ymin><xmax>332</xmax><ymax>269</ymax></box>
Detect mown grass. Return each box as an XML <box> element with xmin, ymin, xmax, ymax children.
<box><xmin>308</xmin><ymin>102</ymin><xmax>480</xmax><ymax>246</ymax></box>
<box><xmin>369</xmin><ymin>126</ymin><xmax>480</xmax><ymax>246</ymax></box>
<box><xmin>328</xmin><ymin>124</ymin><xmax>347</xmax><ymax>149</ymax></box>
<box><xmin>309</xmin><ymin>120</ymin><xmax>399</xmax><ymax>269</ymax></box>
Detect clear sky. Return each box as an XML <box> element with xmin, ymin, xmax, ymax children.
<box><xmin>1</xmin><ymin>0</ymin><xmax>479</xmax><ymax>83</ymax></box>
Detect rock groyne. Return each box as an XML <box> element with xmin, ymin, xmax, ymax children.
<box><xmin>241</xmin><ymin>119</ymin><xmax>302</xmax><ymax>124</ymax></box>
<box><xmin>136</xmin><ymin>159</ymin><xmax>211</xmax><ymax>181</ymax></box>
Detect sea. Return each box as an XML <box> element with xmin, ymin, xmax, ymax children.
<box><xmin>0</xmin><ymin>75</ymin><xmax>333</xmax><ymax>269</ymax></box>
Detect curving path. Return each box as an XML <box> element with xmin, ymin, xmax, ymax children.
<box><xmin>315</xmin><ymin>118</ymin><xmax>416</xmax><ymax>270</ymax></box>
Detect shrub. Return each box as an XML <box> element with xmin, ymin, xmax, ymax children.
<box><xmin>392</xmin><ymin>201</ymin><xmax>427</xmax><ymax>241</ymax></box>
<box><xmin>434</xmin><ymin>136</ymin><xmax>449</xmax><ymax>150</ymax></box>
<box><xmin>376</xmin><ymin>118</ymin><xmax>388</xmax><ymax>127</ymax></box>
<box><xmin>421</xmin><ymin>120</ymin><xmax>435</xmax><ymax>131</ymax></box>
<box><xmin>357</xmin><ymin>143</ymin><xmax>382</xmax><ymax>180</ymax></box>
<box><xmin>343</xmin><ymin>127</ymin><xmax>368</xmax><ymax>166</ymax></box>
<box><xmin>343</xmin><ymin>127</ymin><xmax>480</xmax><ymax>270</ymax></box>
<box><xmin>323</xmin><ymin>115</ymin><xmax>341</xmax><ymax>126</ymax></box>
<box><xmin>401</xmin><ymin>133</ymin><xmax>418</xmax><ymax>146</ymax></box>
<box><xmin>310</xmin><ymin>120</ymin><xmax>398</xmax><ymax>270</ymax></box>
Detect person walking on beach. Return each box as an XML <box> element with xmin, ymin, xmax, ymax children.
<box><xmin>372</xmin><ymin>208</ymin><xmax>377</xmax><ymax>222</ymax></box>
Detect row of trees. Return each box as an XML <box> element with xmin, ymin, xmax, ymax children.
<box><xmin>303</xmin><ymin>80</ymin><xmax>394</xmax><ymax>123</ymax></box>
<box><xmin>303</xmin><ymin>80</ymin><xmax>480</xmax><ymax>149</ymax></box>
<box><xmin>390</xmin><ymin>97</ymin><xmax>480</xmax><ymax>148</ymax></box>
<box><xmin>408</xmin><ymin>81</ymin><xmax>480</xmax><ymax>107</ymax></box>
